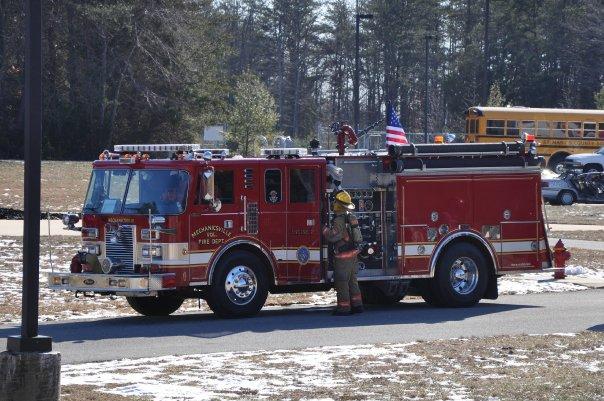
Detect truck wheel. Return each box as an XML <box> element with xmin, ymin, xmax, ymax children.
<box><xmin>360</xmin><ymin>280</ymin><xmax>408</xmax><ymax>305</ymax></box>
<box><xmin>557</xmin><ymin>190</ymin><xmax>575</xmax><ymax>206</ymax></box>
<box><xmin>126</xmin><ymin>294</ymin><xmax>184</xmax><ymax>316</ymax></box>
<box><xmin>431</xmin><ymin>243</ymin><xmax>488</xmax><ymax>307</ymax></box>
<box><xmin>547</xmin><ymin>153</ymin><xmax>569</xmax><ymax>174</ymax></box>
<box><xmin>206</xmin><ymin>251</ymin><xmax>268</xmax><ymax>318</ymax></box>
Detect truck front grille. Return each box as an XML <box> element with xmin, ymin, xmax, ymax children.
<box><xmin>105</xmin><ymin>225</ymin><xmax>135</xmax><ymax>272</ymax></box>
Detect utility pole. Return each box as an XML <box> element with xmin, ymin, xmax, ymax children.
<box><xmin>354</xmin><ymin>0</ymin><xmax>373</xmax><ymax>135</ymax></box>
<box><xmin>424</xmin><ymin>33</ymin><xmax>436</xmax><ymax>144</ymax></box>
<box><xmin>2</xmin><ymin>1</ymin><xmax>60</xmax><ymax>400</ymax></box>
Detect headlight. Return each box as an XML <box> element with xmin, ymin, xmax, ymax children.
<box><xmin>81</xmin><ymin>227</ymin><xmax>99</xmax><ymax>239</ymax></box>
<box><xmin>82</xmin><ymin>244</ymin><xmax>101</xmax><ymax>255</ymax></box>
<box><xmin>142</xmin><ymin>245</ymin><xmax>162</xmax><ymax>258</ymax></box>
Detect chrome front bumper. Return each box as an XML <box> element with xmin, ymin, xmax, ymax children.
<box><xmin>47</xmin><ymin>272</ymin><xmax>176</xmax><ymax>293</ymax></box>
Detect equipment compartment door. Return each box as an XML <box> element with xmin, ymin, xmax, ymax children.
<box><xmin>285</xmin><ymin>164</ymin><xmax>323</xmax><ymax>282</ymax></box>
<box><xmin>474</xmin><ymin>174</ymin><xmax>541</xmax><ymax>271</ymax></box>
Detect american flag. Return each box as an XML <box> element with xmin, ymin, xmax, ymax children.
<box><xmin>386</xmin><ymin>103</ymin><xmax>408</xmax><ymax>145</ymax></box>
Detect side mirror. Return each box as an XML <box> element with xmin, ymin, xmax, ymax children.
<box><xmin>62</xmin><ymin>213</ymin><xmax>80</xmax><ymax>231</ymax></box>
<box><xmin>199</xmin><ymin>169</ymin><xmax>221</xmax><ymax>212</ymax></box>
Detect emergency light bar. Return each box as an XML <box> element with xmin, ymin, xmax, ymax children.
<box><xmin>262</xmin><ymin>148</ymin><xmax>308</xmax><ymax>158</ymax></box>
<box><xmin>193</xmin><ymin>149</ymin><xmax>230</xmax><ymax>158</ymax></box>
<box><xmin>114</xmin><ymin>144</ymin><xmax>202</xmax><ymax>152</ymax></box>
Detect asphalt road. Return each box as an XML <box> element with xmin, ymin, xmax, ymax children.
<box><xmin>1</xmin><ymin>290</ymin><xmax>602</xmax><ymax>364</ymax></box>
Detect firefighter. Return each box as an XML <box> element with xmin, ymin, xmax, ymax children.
<box><xmin>323</xmin><ymin>190</ymin><xmax>364</xmax><ymax>315</ymax></box>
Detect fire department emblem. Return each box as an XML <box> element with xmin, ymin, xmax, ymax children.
<box><xmin>296</xmin><ymin>246</ymin><xmax>310</xmax><ymax>265</ymax></box>
<box><xmin>268</xmin><ymin>190</ymin><xmax>279</xmax><ymax>204</ymax></box>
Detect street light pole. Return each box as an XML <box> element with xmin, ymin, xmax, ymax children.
<box><xmin>354</xmin><ymin>10</ymin><xmax>373</xmax><ymax>135</ymax></box>
<box><xmin>7</xmin><ymin>0</ymin><xmax>52</xmax><ymax>353</ymax></box>
<box><xmin>423</xmin><ymin>33</ymin><xmax>436</xmax><ymax>144</ymax></box>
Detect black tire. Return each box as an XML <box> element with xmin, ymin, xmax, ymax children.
<box><xmin>547</xmin><ymin>153</ymin><xmax>569</xmax><ymax>174</ymax></box>
<box><xmin>583</xmin><ymin>164</ymin><xmax>603</xmax><ymax>173</ymax></box>
<box><xmin>557</xmin><ymin>190</ymin><xmax>575</xmax><ymax>206</ymax></box>
<box><xmin>360</xmin><ymin>280</ymin><xmax>408</xmax><ymax>305</ymax></box>
<box><xmin>206</xmin><ymin>251</ymin><xmax>268</xmax><ymax>318</ymax></box>
<box><xmin>420</xmin><ymin>286</ymin><xmax>445</xmax><ymax>307</ymax></box>
<box><xmin>429</xmin><ymin>243</ymin><xmax>489</xmax><ymax>307</ymax></box>
<box><xmin>126</xmin><ymin>294</ymin><xmax>184</xmax><ymax>316</ymax></box>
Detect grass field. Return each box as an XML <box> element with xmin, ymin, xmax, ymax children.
<box><xmin>61</xmin><ymin>331</ymin><xmax>604</xmax><ymax>401</ymax></box>
<box><xmin>0</xmin><ymin>160</ymin><xmax>91</xmax><ymax>212</ymax></box>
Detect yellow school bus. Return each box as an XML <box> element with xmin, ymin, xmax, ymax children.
<box><xmin>465</xmin><ymin>106</ymin><xmax>604</xmax><ymax>172</ymax></box>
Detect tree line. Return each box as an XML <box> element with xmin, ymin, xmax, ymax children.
<box><xmin>0</xmin><ymin>0</ymin><xmax>602</xmax><ymax>159</ymax></box>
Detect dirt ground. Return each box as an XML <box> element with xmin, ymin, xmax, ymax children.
<box><xmin>549</xmin><ymin>230</ymin><xmax>604</xmax><ymax>242</ymax></box>
<box><xmin>0</xmin><ymin>160</ymin><xmax>90</xmax><ymax>212</ymax></box>
<box><xmin>544</xmin><ymin>203</ymin><xmax>604</xmax><ymax>225</ymax></box>
<box><xmin>61</xmin><ymin>331</ymin><xmax>604</xmax><ymax>401</ymax></box>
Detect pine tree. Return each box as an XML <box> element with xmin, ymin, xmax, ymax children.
<box><xmin>225</xmin><ymin>72</ymin><xmax>278</xmax><ymax>157</ymax></box>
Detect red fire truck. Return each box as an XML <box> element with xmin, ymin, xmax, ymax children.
<box><xmin>49</xmin><ymin>140</ymin><xmax>551</xmax><ymax>318</ymax></box>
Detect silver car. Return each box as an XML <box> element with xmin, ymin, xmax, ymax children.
<box><xmin>542</xmin><ymin>171</ymin><xmax>604</xmax><ymax>205</ymax></box>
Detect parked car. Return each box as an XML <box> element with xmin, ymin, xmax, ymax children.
<box><xmin>542</xmin><ymin>170</ymin><xmax>604</xmax><ymax>205</ymax></box>
<box><xmin>562</xmin><ymin>147</ymin><xmax>604</xmax><ymax>173</ymax></box>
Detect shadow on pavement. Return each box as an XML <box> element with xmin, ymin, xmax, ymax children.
<box><xmin>0</xmin><ymin>300</ymin><xmax>538</xmax><ymax>343</ymax></box>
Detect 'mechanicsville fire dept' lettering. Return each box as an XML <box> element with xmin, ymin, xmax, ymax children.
<box><xmin>49</xmin><ymin>140</ymin><xmax>553</xmax><ymax>318</ymax></box>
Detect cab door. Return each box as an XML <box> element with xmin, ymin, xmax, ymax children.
<box><xmin>189</xmin><ymin>165</ymin><xmax>242</xmax><ymax>282</ymax></box>
<box><xmin>285</xmin><ymin>163</ymin><xmax>324</xmax><ymax>282</ymax></box>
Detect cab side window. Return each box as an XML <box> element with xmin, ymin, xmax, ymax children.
<box><xmin>215</xmin><ymin>170</ymin><xmax>234</xmax><ymax>204</ymax></box>
<box><xmin>265</xmin><ymin>169</ymin><xmax>282</xmax><ymax>204</ymax></box>
<box><xmin>290</xmin><ymin>168</ymin><xmax>316</xmax><ymax>203</ymax></box>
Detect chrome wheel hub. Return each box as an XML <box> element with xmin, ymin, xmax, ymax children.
<box><xmin>449</xmin><ymin>257</ymin><xmax>479</xmax><ymax>295</ymax></box>
<box><xmin>224</xmin><ymin>266</ymin><xmax>257</xmax><ymax>305</ymax></box>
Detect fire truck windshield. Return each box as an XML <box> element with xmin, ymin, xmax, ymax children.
<box><xmin>83</xmin><ymin>169</ymin><xmax>189</xmax><ymax>215</ymax></box>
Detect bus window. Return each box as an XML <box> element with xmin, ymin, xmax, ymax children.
<box><xmin>506</xmin><ymin>121</ymin><xmax>519</xmax><ymax>137</ymax></box>
<box><xmin>470</xmin><ymin>119</ymin><xmax>477</xmax><ymax>134</ymax></box>
<box><xmin>599</xmin><ymin>123</ymin><xmax>604</xmax><ymax>139</ymax></box>
<box><xmin>583</xmin><ymin>123</ymin><xmax>596</xmax><ymax>138</ymax></box>
<box><xmin>553</xmin><ymin>122</ymin><xmax>566</xmax><ymax>137</ymax></box>
<box><xmin>486</xmin><ymin>120</ymin><xmax>504</xmax><ymax>136</ymax></box>
<box><xmin>537</xmin><ymin>121</ymin><xmax>551</xmax><ymax>137</ymax></box>
<box><xmin>568</xmin><ymin>122</ymin><xmax>582</xmax><ymax>138</ymax></box>
<box><xmin>521</xmin><ymin>121</ymin><xmax>535</xmax><ymax>135</ymax></box>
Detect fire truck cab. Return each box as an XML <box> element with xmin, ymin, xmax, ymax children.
<box><xmin>49</xmin><ymin>142</ymin><xmax>551</xmax><ymax>318</ymax></box>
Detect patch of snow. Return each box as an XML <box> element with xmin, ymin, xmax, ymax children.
<box><xmin>62</xmin><ymin>343</ymin><xmax>427</xmax><ymax>401</ymax></box>
<box><xmin>499</xmin><ymin>273</ymin><xmax>587</xmax><ymax>295</ymax></box>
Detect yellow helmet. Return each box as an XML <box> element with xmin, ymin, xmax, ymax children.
<box><xmin>334</xmin><ymin>190</ymin><xmax>355</xmax><ymax>210</ymax></box>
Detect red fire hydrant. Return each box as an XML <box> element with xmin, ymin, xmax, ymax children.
<box><xmin>553</xmin><ymin>239</ymin><xmax>571</xmax><ymax>279</ymax></box>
